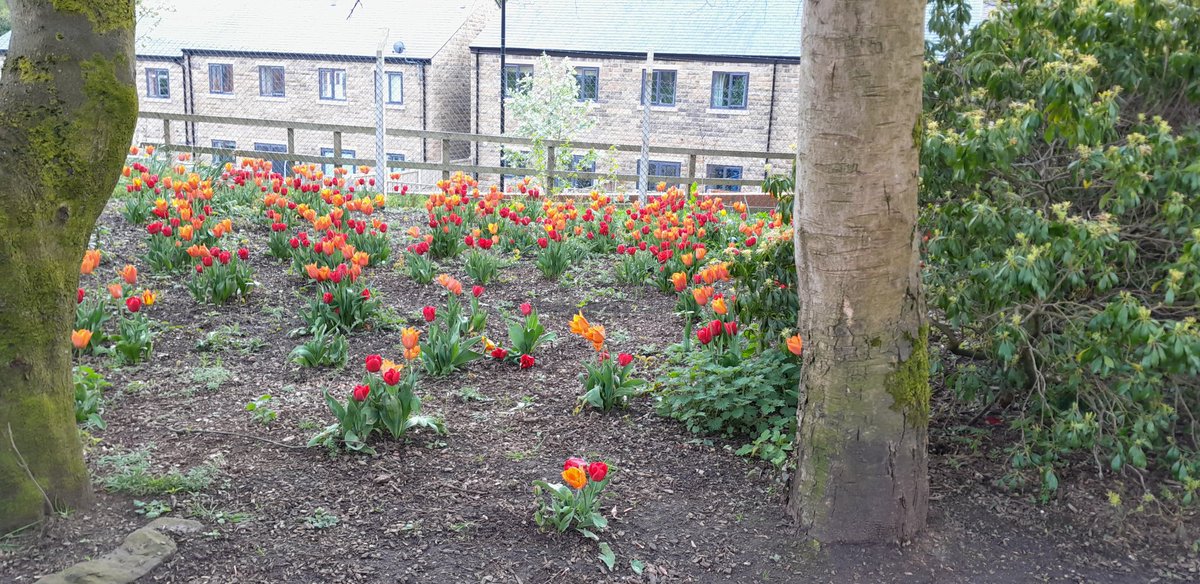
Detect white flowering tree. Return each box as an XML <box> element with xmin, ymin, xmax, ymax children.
<box><xmin>504</xmin><ymin>54</ymin><xmax>597</xmax><ymax>192</ymax></box>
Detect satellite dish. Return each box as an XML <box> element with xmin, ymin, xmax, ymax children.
<box><xmin>392</xmin><ymin>41</ymin><xmax>406</xmax><ymax>54</ymax></box>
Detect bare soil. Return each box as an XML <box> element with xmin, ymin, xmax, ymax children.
<box><xmin>1</xmin><ymin>201</ymin><xmax>1196</xmax><ymax>583</ymax></box>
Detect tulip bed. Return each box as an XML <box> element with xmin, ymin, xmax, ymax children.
<box><xmin>3</xmin><ymin>152</ymin><xmax>1178</xmax><ymax>582</ymax></box>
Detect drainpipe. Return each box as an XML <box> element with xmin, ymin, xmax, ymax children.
<box><xmin>765</xmin><ymin>62</ymin><xmax>777</xmax><ymax>173</ymax></box>
<box><xmin>474</xmin><ymin>51</ymin><xmax>480</xmax><ymax>173</ymax></box>
<box><xmin>498</xmin><ymin>0</ymin><xmax>507</xmax><ymax>190</ymax></box>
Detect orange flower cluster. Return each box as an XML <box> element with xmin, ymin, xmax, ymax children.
<box><xmin>697</xmin><ymin>262</ymin><xmax>730</xmax><ymax>285</ymax></box>
<box><xmin>400</xmin><ymin>327</ymin><xmax>422</xmax><ymax>361</ymax></box>
<box><xmin>80</xmin><ymin>249</ymin><xmax>102</xmax><ymax>275</ymax></box>
<box><xmin>435</xmin><ymin>274</ymin><xmax>463</xmax><ymax>295</ymax></box>
<box><xmin>569</xmin><ymin>312</ymin><xmax>606</xmax><ymax>352</ymax></box>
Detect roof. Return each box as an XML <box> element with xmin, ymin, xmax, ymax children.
<box><xmin>470</xmin><ymin>0</ymin><xmax>994</xmax><ymax>61</ymax></box>
<box><xmin>0</xmin><ymin>0</ymin><xmax>486</xmax><ymax>61</ymax></box>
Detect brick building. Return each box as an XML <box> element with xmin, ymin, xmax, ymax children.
<box><xmin>0</xmin><ymin>0</ymin><xmax>495</xmax><ymax>181</ymax></box>
<box><xmin>468</xmin><ymin>0</ymin><xmax>992</xmax><ymax>191</ymax></box>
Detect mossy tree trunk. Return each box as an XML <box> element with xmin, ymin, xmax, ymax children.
<box><xmin>0</xmin><ymin>0</ymin><xmax>136</xmax><ymax>531</ymax></box>
<box><xmin>786</xmin><ymin>0</ymin><xmax>930</xmax><ymax>543</ymax></box>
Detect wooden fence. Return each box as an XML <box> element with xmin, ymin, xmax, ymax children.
<box><xmin>140</xmin><ymin>111</ymin><xmax>794</xmax><ymax>192</ymax></box>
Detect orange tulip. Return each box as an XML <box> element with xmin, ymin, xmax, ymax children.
<box><xmin>107</xmin><ymin>283</ymin><xmax>124</xmax><ymax>299</ymax></box>
<box><xmin>80</xmin><ymin>249</ymin><xmax>101</xmax><ymax>275</ymax></box>
<box><xmin>71</xmin><ymin>329</ymin><xmax>92</xmax><ymax>350</ymax></box>
<box><xmin>120</xmin><ymin>264</ymin><xmax>138</xmax><ymax>285</ymax></box>
<box><xmin>562</xmin><ymin>466</ymin><xmax>587</xmax><ymax>490</ymax></box>
<box><xmin>786</xmin><ymin>334</ymin><xmax>804</xmax><ymax>356</ymax></box>
<box><xmin>692</xmin><ymin>286</ymin><xmax>712</xmax><ymax>306</ymax></box>
<box><xmin>141</xmin><ymin>289</ymin><xmax>157</xmax><ymax>306</ymax></box>
<box><xmin>711</xmin><ymin>297</ymin><xmax>728</xmax><ymax>316</ymax></box>
<box><xmin>404</xmin><ymin>345</ymin><xmax>422</xmax><ymax>361</ymax></box>
<box><xmin>401</xmin><ymin>327</ymin><xmax>420</xmax><ymax>351</ymax></box>
<box><xmin>670</xmin><ymin>272</ymin><xmax>687</xmax><ymax>292</ymax></box>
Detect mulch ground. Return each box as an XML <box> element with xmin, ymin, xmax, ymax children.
<box><xmin>1</xmin><ymin>200</ymin><xmax>1197</xmax><ymax>583</ymax></box>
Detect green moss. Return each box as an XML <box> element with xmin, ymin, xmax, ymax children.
<box><xmin>49</xmin><ymin>0</ymin><xmax>133</xmax><ymax>34</ymax></box>
<box><xmin>13</xmin><ymin>56</ymin><xmax>52</xmax><ymax>84</ymax></box>
<box><xmin>885</xmin><ymin>324</ymin><xmax>931</xmax><ymax>427</ymax></box>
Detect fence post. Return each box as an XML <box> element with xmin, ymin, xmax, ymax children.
<box><xmin>441</xmin><ymin>138</ymin><xmax>451</xmax><ymax>181</ymax></box>
<box><xmin>333</xmin><ymin>131</ymin><xmax>343</xmax><ymax>171</ymax></box>
<box><xmin>286</xmin><ymin>127</ymin><xmax>295</xmax><ymax>174</ymax></box>
<box><xmin>638</xmin><ymin>51</ymin><xmax>654</xmax><ymax>204</ymax></box>
<box><xmin>687</xmin><ymin>153</ymin><xmax>697</xmax><ymax>190</ymax></box>
<box><xmin>162</xmin><ymin>118</ymin><xmax>171</xmax><ymax>151</ymax></box>
<box><xmin>374</xmin><ymin>30</ymin><xmax>388</xmax><ymax>192</ymax></box>
<box><xmin>545</xmin><ymin>144</ymin><xmax>556</xmax><ymax>194</ymax></box>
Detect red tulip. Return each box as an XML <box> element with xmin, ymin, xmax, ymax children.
<box><xmin>491</xmin><ymin>347</ymin><xmax>508</xmax><ymax>359</ymax></box>
<box><xmin>423</xmin><ymin>305</ymin><xmax>436</xmax><ymax>322</ymax></box>
<box><xmin>289</xmin><ymin>237</ymin><xmax>300</xmax><ymax>249</ymax></box>
<box><xmin>724</xmin><ymin>321</ymin><xmax>738</xmax><ymax>337</ymax></box>
<box><xmin>352</xmin><ymin>384</ymin><xmax>370</xmax><ymax>402</ymax></box>
<box><xmin>617</xmin><ymin>353</ymin><xmax>633</xmax><ymax>367</ymax></box>
<box><xmin>362</xmin><ymin>288</ymin><xmax>372</xmax><ymax>299</ymax></box>
<box><xmin>365</xmin><ymin>354</ymin><xmax>383</xmax><ymax>373</ymax></box>
<box><xmin>537</xmin><ymin>237</ymin><xmax>548</xmax><ymax>249</ymax></box>
<box><xmin>587</xmin><ymin>461</ymin><xmax>608</xmax><ymax>482</ymax></box>
<box><xmin>519</xmin><ymin>303</ymin><xmax>532</xmax><ymax>316</ymax></box>
<box><xmin>382</xmin><ymin>368</ymin><xmax>401</xmax><ymax>386</ymax></box>
<box><xmin>564</xmin><ymin>457</ymin><xmax>587</xmax><ymax>471</ymax></box>
<box><xmin>696</xmin><ymin>327</ymin><xmax>712</xmax><ymax>345</ymax></box>
<box><xmin>323</xmin><ymin>292</ymin><xmax>333</xmax><ymax>304</ymax></box>
<box><xmin>125</xmin><ymin>296</ymin><xmax>142</xmax><ymax>313</ymax></box>
<box><xmin>472</xmin><ymin>285</ymin><xmax>485</xmax><ymax>298</ymax></box>
<box><xmin>218</xmin><ymin>251</ymin><xmax>232</xmax><ymax>265</ymax></box>
<box><xmin>237</xmin><ymin>248</ymin><xmax>249</xmax><ymax>260</ymax></box>
<box><xmin>519</xmin><ymin>354</ymin><xmax>535</xmax><ymax>369</ymax></box>
<box><xmin>77</xmin><ymin>288</ymin><xmax>85</xmax><ymax>304</ymax></box>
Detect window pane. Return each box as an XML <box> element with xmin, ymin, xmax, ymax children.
<box><xmin>388</xmin><ymin>73</ymin><xmax>403</xmax><ymax>103</ymax></box>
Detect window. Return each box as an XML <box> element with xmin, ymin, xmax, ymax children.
<box><xmin>259</xmin><ymin>66</ymin><xmax>285</xmax><ymax>97</ymax></box>
<box><xmin>254</xmin><ymin>143</ymin><xmax>289</xmax><ymax>177</ymax></box>
<box><xmin>503</xmin><ymin>64</ymin><xmax>533</xmax><ymax>97</ymax></box>
<box><xmin>318</xmin><ymin>68</ymin><xmax>346</xmax><ymax>101</ymax></box>
<box><xmin>209</xmin><ymin>64</ymin><xmax>233</xmax><ymax>94</ymax></box>
<box><xmin>146</xmin><ymin>68</ymin><xmax>169</xmax><ymax>98</ymax></box>
<box><xmin>638</xmin><ymin>159</ymin><xmax>683</xmax><ymax>186</ymax></box>
<box><xmin>386</xmin><ymin>72</ymin><xmax>404</xmax><ymax>104</ymax></box>
<box><xmin>500</xmin><ymin>148</ymin><xmax>530</xmax><ymax>181</ymax></box>
<box><xmin>575</xmin><ymin>67</ymin><xmax>598</xmax><ymax>101</ymax></box>
<box><xmin>707</xmin><ymin>165</ymin><xmax>743</xmax><ymax>192</ymax></box>
<box><xmin>640</xmin><ymin>69</ymin><xmax>677</xmax><ymax>106</ymax></box>
<box><xmin>320</xmin><ymin>147</ymin><xmax>356</xmax><ymax>176</ymax></box>
<box><xmin>386</xmin><ymin>152</ymin><xmax>406</xmax><ymax>170</ymax></box>
<box><xmin>711</xmin><ymin>72</ymin><xmax>749</xmax><ymax>109</ymax></box>
<box><xmin>211</xmin><ymin>140</ymin><xmax>237</xmax><ymax>166</ymax></box>
<box><xmin>566</xmin><ymin>155</ymin><xmax>596</xmax><ymax>189</ymax></box>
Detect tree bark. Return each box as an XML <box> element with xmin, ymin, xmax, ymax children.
<box><xmin>0</xmin><ymin>0</ymin><xmax>136</xmax><ymax>531</ymax></box>
<box><xmin>786</xmin><ymin>0</ymin><xmax>929</xmax><ymax>543</ymax></box>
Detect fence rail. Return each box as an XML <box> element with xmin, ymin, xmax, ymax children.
<box><xmin>140</xmin><ymin>111</ymin><xmax>793</xmax><ymax>191</ymax></box>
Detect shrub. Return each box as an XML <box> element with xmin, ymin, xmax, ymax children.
<box><xmin>921</xmin><ymin>0</ymin><xmax>1200</xmax><ymax>487</ymax></box>
<box><xmin>419</xmin><ymin>286</ymin><xmax>483</xmax><ymax>377</ymax></box>
<box><xmin>657</xmin><ymin>348</ymin><xmax>800</xmax><ymax>467</ymax></box>
<box><xmin>73</xmin><ymin>366</ymin><xmax>110</xmax><ymax>429</ymax></box>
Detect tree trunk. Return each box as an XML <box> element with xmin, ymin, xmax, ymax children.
<box><xmin>0</xmin><ymin>0</ymin><xmax>136</xmax><ymax>531</ymax></box>
<box><xmin>786</xmin><ymin>0</ymin><xmax>929</xmax><ymax>543</ymax></box>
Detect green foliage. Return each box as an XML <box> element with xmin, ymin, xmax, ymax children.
<box><xmin>727</xmin><ymin>229</ymin><xmax>798</xmax><ymax>347</ymax></box>
<box><xmin>289</xmin><ymin>326</ymin><xmax>349</xmax><ymax>368</ymax></box>
<box><xmin>506</xmin><ymin>305</ymin><xmax>556</xmax><ymax>356</ymax></box>
<box><xmin>614</xmin><ymin>250</ymin><xmax>655</xmax><ymax>285</ymax></box>
<box><xmin>657</xmin><ymin>348</ymin><xmax>800</xmax><ymax>467</ymax></box>
<box><xmin>403</xmin><ymin>250</ymin><xmax>436</xmax><ymax>285</ymax></box>
<box><xmin>579</xmin><ymin>355</ymin><xmax>644</xmax><ymax>412</ymax></box>
<box><xmin>96</xmin><ymin>449</ymin><xmax>221</xmax><ymax>496</ymax></box>
<box><xmin>245</xmin><ymin>394</ymin><xmax>277</xmax><ymax>425</ymax></box>
<box><xmin>535</xmin><ymin>238</ymin><xmax>576</xmax><ymax>279</ymax></box>
<box><xmin>303</xmin><ymin>507</ymin><xmax>339</xmax><ymax>529</ymax></box>
<box><xmin>73</xmin><ymin>365</ymin><xmax>110</xmax><ymax>429</ymax></box>
<box><xmin>113</xmin><ymin>313</ymin><xmax>152</xmax><ymax>365</ymax></box>
<box><xmin>309</xmin><ymin>367</ymin><xmax>445</xmax><ymax>454</ymax></box>
<box><xmin>420</xmin><ymin>295</ymin><xmax>483</xmax><ymax>377</ymax></box>
<box><xmin>463</xmin><ymin>249</ymin><xmax>501</xmax><ymax>284</ymax></box>
<box><xmin>923</xmin><ymin>0</ymin><xmax>1200</xmax><ymax>486</ymax></box>
<box><xmin>187</xmin><ymin>252</ymin><xmax>254</xmax><ymax>304</ymax></box>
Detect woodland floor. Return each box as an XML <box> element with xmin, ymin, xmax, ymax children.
<box><xmin>1</xmin><ymin>200</ymin><xmax>1197</xmax><ymax>583</ymax></box>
